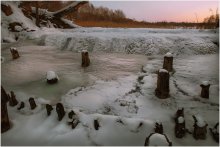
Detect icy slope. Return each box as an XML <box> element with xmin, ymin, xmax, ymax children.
<box><xmin>22</xmin><ymin>27</ymin><xmax>219</xmax><ymax>56</ymax></box>
<box><xmin>1</xmin><ymin>2</ymin><xmax>38</xmax><ymax>42</ymax></box>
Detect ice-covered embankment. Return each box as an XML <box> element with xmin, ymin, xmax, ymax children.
<box><xmin>24</xmin><ymin>27</ymin><xmax>219</xmax><ymax>56</ymax></box>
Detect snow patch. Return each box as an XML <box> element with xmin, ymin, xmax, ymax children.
<box><xmin>148</xmin><ymin>133</ymin><xmax>170</xmax><ymax>146</ymax></box>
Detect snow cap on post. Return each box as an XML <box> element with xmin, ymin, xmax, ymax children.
<box><xmin>159</xmin><ymin>69</ymin><xmax>168</xmax><ymax>73</ymax></box>
<box><xmin>178</xmin><ymin>116</ymin><xmax>184</xmax><ymax>123</ymax></box>
<box><xmin>164</xmin><ymin>52</ymin><xmax>173</xmax><ymax>57</ymax></box>
<box><xmin>46</xmin><ymin>71</ymin><xmax>58</xmax><ymax>84</ymax></box>
<box><xmin>147</xmin><ymin>133</ymin><xmax>172</xmax><ymax>146</ymax></box>
<box><xmin>201</xmin><ymin>81</ymin><xmax>210</xmax><ymax>86</ymax></box>
<box><xmin>195</xmin><ymin>115</ymin><xmax>206</xmax><ymax>127</ymax></box>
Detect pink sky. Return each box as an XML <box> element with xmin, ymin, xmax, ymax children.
<box><xmin>92</xmin><ymin>1</ymin><xmax>219</xmax><ymax>22</ymax></box>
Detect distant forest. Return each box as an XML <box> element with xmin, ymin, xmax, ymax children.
<box><xmin>20</xmin><ymin>1</ymin><xmax>219</xmax><ymax>29</ymax></box>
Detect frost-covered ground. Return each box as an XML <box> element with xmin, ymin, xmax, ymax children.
<box><xmin>1</xmin><ymin>27</ymin><xmax>219</xmax><ymax>146</ymax></box>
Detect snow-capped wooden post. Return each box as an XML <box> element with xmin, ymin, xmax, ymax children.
<box><xmin>209</xmin><ymin>122</ymin><xmax>219</xmax><ymax>143</ymax></box>
<box><xmin>56</xmin><ymin>103</ymin><xmax>65</xmax><ymax>121</ymax></box>
<box><xmin>154</xmin><ymin>122</ymin><xmax>163</xmax><ymax>134</ymax></box>
<box><xmin>200</xmin><ymin>81</ymin><xmax>210</xmax><ymax>99</ymax></box>
<box><xmin>144</xmin><ymin>133</ymin><xmax>172</xmax><ymax>146</ymax></box>
<box><xmin>46</xmin><ymin>71</ymin><xmax>58</xmax><ymax>84</ymax></box>
<box><xmin>155</xmin><ymin>69</ymin><xmax>170</xmax><ymax>99</ymax></box>
<box><xmin>46</xmin><ymin>104</ymin><xmax>53</xmax><ymax>116</ymax></box>
<box><xmin>9</xmin><ymin>91</ymin><xmax>18</xmax><ymax>106</ymax></box>
<box><xmin>174</xmin><ymin>108</ymin><xmax>185</xmax><ymax>138</ymax></box>
<box><xmin>163</xmin><ymin>52</ymin><xmax>173</xmax><ymax>72</ymax></box>
<box><xmin>68</xmin><ymin>110</ymin><xmax>76</xmax><ymax>119</ymax></box>
<box><xmin>17</xmin><ymin>102</ymin><xmax>25</xmax><ymax>110</ymax></box>
<box><xmin>81</xmin><ymin>50</ymin><xmax>90</xmax><ymax>67</ymax></box>
<box><xmin>1</xmin><ymin>86</ymin><xmax>11</xmax><ymax>133</ymax></box>
<box><xmin>193</xmin><ymin>115</ymin><xmax>208</xmax><ymax>140</ymax></box>
<box><xmin>10</xmin><ymin>47</ymin><xmax>20</xmax><ymax>59</ymax></box>
<box><xmin>29</xmin><ymin>97</ymin><xmax>36</xmax><ymax>110</ymax></box>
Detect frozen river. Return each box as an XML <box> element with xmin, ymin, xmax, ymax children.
<box><xmin>2</xmin><ymin>41</ymin><xmax>148</xmax><ymax>103</ymax></box>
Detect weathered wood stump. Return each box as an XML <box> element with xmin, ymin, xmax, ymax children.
<box><xmin>29</xmin><ymin>97</ymin><xmax>36</xmax><ymax>110</ymax></box>
<box><xmin>94</xmin><ymin>119</ymin><xmax>100</xmax><ymax>130</ymax></box>
<box><xmin>144</xmin><ymin>133</ymin><xmax>172</xmax><ymax>146</ymax></box>
<box><xmin>68</xmin><ymin>110</ymin><xmax>76</xmax><ymax>119</ymax></box>
<box><xmin>17</xmin><ymin>102</ymin><xmax>25</xmax><ymax>110</ymax></box>
<box><xmin>56</xmin><ymin>103</ymin><xmax>65</xmax><ymax>121</ymax></box>
<box><xmin>81</xmin><ymin>50</ymin><xmax>90</xmax><ymax>67</ymax></box>
<box><xmin>1</xmin><ymin>4</ymin><xmax>13</xmax><ymax>16</ymax></box>
<box><xmin>200</xmin><ymin>81</ymin><xmax>210</xmax><ymax>99</ymax></box>
<box><xmin>174</xmin><ymin>108</ymin><xmax>186</xmax><ymax>138</ymax></box>
<box><xmin>154</xmin><ymin>122</ymin><xmax>163</xmax><ymax>134</ymax></box>
<box><xmin>1</xmin><ymin>86</ymin><xmax>11</xmax><ymax>133</ymax></box>
<box><xmin>155</xmin><ymin>69</ymin><xmax>170</xmax><ymax>99</ymax></box>
<box><xmin>163</xmin><ymin>52</ymin><xmax>173</xmax><ymax>72</ymax></box>
<box><xmin>209</xmin><ymin>122</ymin><xmax>219</xmax><ymax>143</ymax></box>
<box><xmin>9</xmin><ymin>91</ymin><xmax>18</xmax><ymax>106</ymax></box>
<box><xmin>46</xmin><ymin>104</ymin><xmax>53</xmax><ymax>116</ymax></box>
<box><xmin>10</xmin><ymin>47</ymin><xmax>20</xmax><ymax>59</ymax></box>
<box><xmin>193</xmin><ymin>115</ymin><xmax>208</xmax><ymax>140</ymax></box>
<box><xmin>46</xmin><ymin>71</ymin><xmax>58</xmax><ymax>84</ymax></box>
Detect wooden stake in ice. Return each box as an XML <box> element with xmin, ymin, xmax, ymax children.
<box><xmin>1</xmin><ymin>86</ymin><xmax>11</xmax><ymax>133</ymax></box>
<box><xmin>163</xmin><ymin>52</ymin><xmax>173</xmax><ymax>72</ymax></box>
<box><xmin>56</xmin><ymin>103</ymin><xmax>65</xmax><ymax>121</ymax></box>
<box><xmin>174</xmin><ymin>108</ymin><xmax>185</xmax><ymax>138</ymax></box>
<box><xmin>9</xmin><ymin>91</ymin><xmax>18</xmax><ymax>106</ymax></box>
<box><xmin>46</xmin><ymin>104</ymin><xmax>53</xmax><ymax>116</ymax></box>
<box><xmin>10</xmin><ymin>47</ymin><xmax>20</xmax><ymax>59</ymax></box>
<box><xmin>155</xmin><ymin>69</ymin><xmax>170</xmax><ymax>99</ymax></box>
<box><xmin>81</xmin><ymin>50</ymin><xmax>90</xmax><ymax>67</ymax></box>
<box><xmin>193</xmin><ymin>115</ymin><xmax>208</xmax><ymax>140</ymax></box>
<box><xmin>200</xmin><ymin>81</ymin><xmax>210</xmax><ymax>99</ymax></box>
<box><xmin>17</xmin><ymin>102</ymin><xmax>25</xmax><ymax>110</ymax></box>
<box><xmin>29</xmin><ymin>97</ymin><xmax>37</xmax><ymax>110</ymax></box>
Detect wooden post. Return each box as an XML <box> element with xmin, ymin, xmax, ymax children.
<box><xmin>163</xmin><ymin>52</ymin><xmax>173</xmax><ymax>72</ymax></box>
<box><xmin>17</xmin><ymin>102</ymin><xmax>25</xmax><ymax>110</ymax></box>
<box><xmin>46</xmin><ymin>104</ymin><xmax>53</xmax><ymax>116</ymax></box>
<box><xmin>9</xmin><ymin>91</ymin><xmax>18</xmax><ymax>106</ymax></box>
<box><xmin>81</xmin><ymin>50</ymin><xmax>90</xmax><ymax>67</ymax></box>
<box><xmin>155</xmin><ymin>69</ymin><xmax>170</xmax><ymax>99</ymax></box>
<box><xmin>10</xmin><ymin>47</ymin><xmax>20</xmax><ymax>59</ymax></box>
<box><xmin>1</xmin><ymin>86</ymin><xmax>11</xmax><ymax>133</ymax></box>
<box><xmin>209</xmin><ymin>122</ymin><xmax>219</xmax><ymax>143</ymax></box>
<box><xmin>193</xmin><ymin>115</ymin><xmax>208</xmax><ymax>140</ymax></box>
<box><xmin>175</xmin><ymin>116</ymin><xmax>185</xmax><ymax>138</ymax></box>
<box><xmin>68</xmin><ymin>110</ymin><xmax>76</xmax><ymax>119</ymax></box>
<box><xmin>154</xmin><ymin>122</ymin><xmax>163</xmax><ymax>134</ymax></box>
<box><xmin>29</xmin><ymin>97</ymin><xmax>37</xmax><ymax>110</ymax></box>
<box><xmin>94</xmin><ymin>119</ymin><xmax>100</xmax><ymax>130</ymax></box>
<box><xmin>56</xmin><ymin>103</ymin><xmax>65</xmax><ymax>121</ymax></box>
<box><xmin>200</xmin><ymin>81</ymin><xmax>210</xmax><ymax>99</ymax></box>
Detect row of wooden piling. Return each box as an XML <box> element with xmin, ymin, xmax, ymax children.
<box><xmin>9</xmin><ymin>47</ymin><xmax>90</xmax><ymax>68</ymax></box>
<box><xmin>155</xmin><ymin>52</ymin><xmax>210</xmax><ymax>99</ymax></box>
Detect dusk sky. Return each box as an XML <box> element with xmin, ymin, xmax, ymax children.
<box><xmin>91</xmin><ymin>1</ymin><xmax>219</xmax><ymax>22</ymax></box>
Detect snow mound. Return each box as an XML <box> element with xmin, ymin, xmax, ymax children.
<box><xmin>159</xmin><ymin>69</ymin><xmax>168</xmax><ymax>73</ymax></box>
<box><xmin>201</xmin><ymin>81</ymin><xmax>210</xmax><ymax>86</ymax></box>
<box><xmin>178</xmin><ymin>116</ymin><xmax>184</xmax><ymax>123</ymax></box>
<box><xmin>195</xmin><ymin>115</ymin><xmax>206</xmax><ymax>127</ymax></box>
<box><xmin>165</xmin><ymin>52</ymin><xmax>173</xmax><ymax>57</ymax></box>
<box><xmin>46</xmin><ymin>71</ymin><xmax>58</xmax><ymax>80</ymax></box>
<box><xmin>148</xmin><ymin>133</ymin><xmax>170</xmax><ymax>146</ymax></box>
